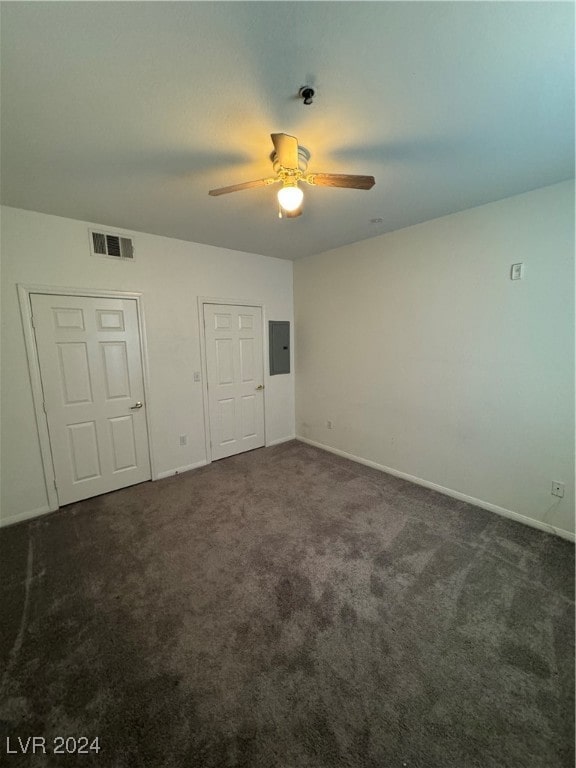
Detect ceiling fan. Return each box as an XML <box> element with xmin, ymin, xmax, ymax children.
<box><xmin>208</xmin><ymin>133</ymin><xmax>375</xmax><ymax>218</ymax></box>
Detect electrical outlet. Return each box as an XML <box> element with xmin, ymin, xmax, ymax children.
<box><xmin>193</xmin><ymin>371</ymin><xmax>201</xmax><ymax>382</ymax></box>
<box><xmin>326</xmin><ymin>420</ymin><xmax>333</xmax><ymax>429</ymax></box>
<box><xmin>179</xmin><ymin>434</ymin><xmax>187</xmax><ymax>447</ymax></box>
<box><xmin>551</xmin><ymin>481</ymin><xmax>564</xmax><ymax>498</ymax></box>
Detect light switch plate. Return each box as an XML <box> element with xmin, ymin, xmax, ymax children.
<box><xmin>511</xmin><ymin>263</ymin><xmax>524</xmax><ymax>280</ymax></box>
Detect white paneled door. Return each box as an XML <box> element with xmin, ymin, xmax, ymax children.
<box><xmin>31</xmin><ymin>294</ymin><xmax>151</xmax><ymax>505</ymax></box>
<box><xmin>203</xmin><ymin>304</ymin><xmax>265</xmax><ymax>460</ymax></box>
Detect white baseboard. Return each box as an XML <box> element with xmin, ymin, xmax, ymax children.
<box><xmin>0</xmin><ymin>505</ymin><xmax>55</xmax><ymax>528</ymax></box>
<box><xmin>155</xmin><ymin>460</ymin><xmax>207</xmax><ymax>480</ymax></box>
<box><xmin>267</xmin><ymin>435</ymin><xmax>296</xmax><ymax>447</ymax></box>
<box><xmin>4</xmin><ymin>444</ymin><xmax>572</xmax><ymax>544</ymax></box>
<box><xmin>0</xmin><ymin>460</ymin><xmax>209</xmax><ymax>526</ymax></box>
<box><xmin>296</xmin><ymin>436</ymin><xmax>575</xmax><ymax>543</ymax></box>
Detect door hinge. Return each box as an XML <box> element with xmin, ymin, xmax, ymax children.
<box><xmin>31</xmin><ymin>314</ymin><xmax>36</xmax><ymax>328</ymax></box>
<box><xmin>42</xmin><ymin>401</ymin><xmax>47</xmax><ymax>414</ymax></box>
<box><xmin>53</xmin><ymin>479</ymin><xmax>58</xmax><ymax>491</ymax></box>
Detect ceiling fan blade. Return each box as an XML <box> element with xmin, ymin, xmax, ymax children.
<box><xmin>271</xmin><ymin>133</ymin><xmax>299</xmax><ymax>168</ymax></box>
<box><xmin>306</xmin><ymin>173</ymin><xmax>375</xmax><ymax>190</ymax></box>
<box><xmin>209</xmin><ymin>177</ymin><xmax>278</xmax><ymax>196</ymax></box>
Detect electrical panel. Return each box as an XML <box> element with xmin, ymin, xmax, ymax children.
<box><xmin>269</xmin><ymin>321</ymin><xmax>290</xmax><ymax>375</ymax></box>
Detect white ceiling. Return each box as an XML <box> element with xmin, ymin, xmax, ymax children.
<box><xmin>1</xmin><ymin>1</ymin><xmax>573</xmax><ymax>260</ymax></box>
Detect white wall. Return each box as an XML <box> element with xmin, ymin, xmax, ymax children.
<box><xmin>294</xmin><ymin>181</ymin><xmax>575</xmax><ymax>539</ymax></box>
<box><xmin>1</xmin><ymin>206</ymin><xmax>294</xmax><ymax>525</ymax></box>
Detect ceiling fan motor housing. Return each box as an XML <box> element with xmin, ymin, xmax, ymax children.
<box><xmin>271</xmin><ymin>145</ymin><xmax>310</xmax><ymax>175</ymax></box>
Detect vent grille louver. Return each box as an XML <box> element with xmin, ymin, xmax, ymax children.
<box><xmin>119</xmin><ymin>237</ymin><xmax>134</xmax><ymax>259</ymax></box>
<box><xmin>92</xmin><ymin>232</ymin><xmax>107</xmax><ymax>255</ymax></box>
<box><xmin>90</xmin><ymin>230</ymin><xmax>134</xmax><ymax>260</ymax></box>
<box><xmin>106</xmin><ymin>235</ymin><xmax>121</xmax><ymax>257</ymax></box>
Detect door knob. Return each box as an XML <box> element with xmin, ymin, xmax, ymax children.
<box><xmin>130</xmin><ymin>401</ymin><xmax>143</xmax><ymax>409</ymax></box>
<box><xmin>256</xmin><ymin>385</ymin><xmax>264</xmax><ymax>390</ymax></box>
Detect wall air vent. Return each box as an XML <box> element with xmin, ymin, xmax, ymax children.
<box><xmin>89</xmin><ymin>229</ymin><xmax>134</xmax><ymax>260</ymax></box>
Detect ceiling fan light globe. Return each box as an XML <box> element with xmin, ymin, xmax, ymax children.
<box><xmin>277</xmin><ymin>185</ymin><xmax>304</xmax><ymax>212</ymax></box>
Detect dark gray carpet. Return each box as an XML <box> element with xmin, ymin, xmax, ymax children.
<box><xmin>1</xmin><ymin>440</ymin><xmax>574</xmax><ymax>768</ymax></box>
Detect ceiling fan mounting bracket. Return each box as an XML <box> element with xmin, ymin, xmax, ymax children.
<box><xmin>299</xmin><ymin>86</ymin><xmax>315</xmax><ymax>105</ymax></box>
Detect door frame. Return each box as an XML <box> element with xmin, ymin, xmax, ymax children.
<box><xmin>17</xmin><ymin>284</ymin><xmax>157</xmax><ymax>511</ymax></box>
<box><xmin>197</xmin><ymin>296</ymin><xmax>267</xmax><ymax>464</ymax></box>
